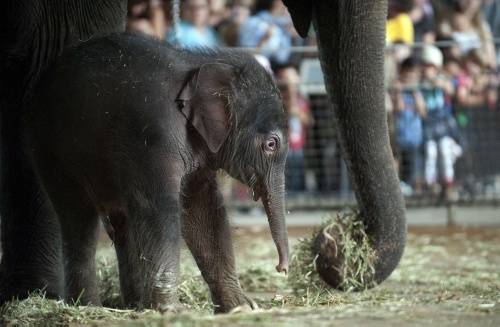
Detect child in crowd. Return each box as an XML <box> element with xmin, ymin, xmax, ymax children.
<box><xmin>393</xmin><ymin>56</ymin><xmax>427</xmax><ymax>195</ymax></box>
<box><xmin>458</xmin><ymin>50</ymin><xmax>499</xmax><ymax>109</ymax></box>
<box><xmin>280</xmin><ymin>80</ymin><xmax>312</xmax><ymax>193</ymax></box>
<box><xmin>167</xmin><ymin>0</ymin><xmax>221</xmax><ymax>48</ymax></box>
<box><xmin>420</xmin><ymin>45</ymin><xmax>462</xmax><ymax>198</ymax></box>
<box><xmin>127</xmin><ymin>0</ymin><xmax>166</xmax><ymax>39</ymax></box>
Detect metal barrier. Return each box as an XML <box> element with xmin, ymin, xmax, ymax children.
<box><xmin>224</xmin><ymin>48</ymin><xmax>500</xmax><ymax>210</ymax></box>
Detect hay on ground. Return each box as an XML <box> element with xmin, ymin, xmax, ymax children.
<box><xmin>288</xmin><ymin>210</ymin><xmax>376</xmax><ymax>295</ymax></box>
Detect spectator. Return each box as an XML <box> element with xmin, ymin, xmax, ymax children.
<box><xmin>387</xmin><ymin>0</ymin><xmax>414</xmax><ymax>45</ymax></box>
<box><xmin>483</xmin><ymin>0</ymin><xmax>500</xmax><ymax>65</ymax></box>
<box><xmin>217</xmin><ymin>0</ymin><xmax>253</xmax><ymax>47</ymax></box>
<box><xmin>436</xmin><ymin>36</ymin><xmax>463</xmax><ymax>64</ymax></box>
<box><xmin>167</xmin><ymin>0</ymin><xmax>221</xmax><ymax>48</ymax></box>
<box><xmin>449</xmin><ymin>49</ymin><xmax>499</xmax><ymax>176</ymax></box>
<box><xmin>436</xmin><ymin>0</ymin><xmax>497</xmax><ymax>69</ymax></box>
<box><xmin>420</xmin><ymin>45</ymin><xmax>462</xmax><ymax>198</ymax></box>
<box><xmin>442</xmin><ymin>53</ymin><xmax>464</xmax><ymax>123</ymax></box>
<box><xmin>238</xmin><ymin>0</ymin><xmax>296</xmax><ymax>68</ymax></box>
<box><xmin>207</xmin><ymin>0</ymin><xmax>230</xmax><ymax>28</ymax></box>
<box><xmin>455</xmin><ymin>49</ymin><xmax>499</xmax><ymax>109</ymax></box>
<box><xmin>392</xmin><ymin>56</ymin><xmax>426</xmax><ymax>195</ymax></box>
<box><xmin>239</xmin><ymin>0</ymin><xmax>305</xmax><ymax>149</ymax></box>
<box><xmin>281</xmin><ymin>82</ymin><xmax>312</xmax><ymax>193</ymax></box>
<box><xmin>443</xmin><ymin>53</ymin><xmax>463</xmax><ymax>80</ymax></box>
<box><xmin>409</xmin><ymin>0</ymin><xmax>436</xmax><ymax>43</ymax></box>
<box><xmin>128</xmin><ymin>0</ymin><xmax>167</xmax><ymax>39</ymax></box>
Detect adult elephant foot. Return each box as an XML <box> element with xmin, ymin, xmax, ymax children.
<box><xmin>0</xmin><ymin>270</ymin><xmax>62</xmax><ymax>305</ymax></box>
<box><xmin>283</xmin><ymin>0</ymin><xmax>407</xmax><ymax>289</ymax></box>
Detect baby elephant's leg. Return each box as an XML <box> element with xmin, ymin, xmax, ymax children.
<box><xmin>113</xmin><ymin>170</ymin><xmax>182</xmax><ymax>312</ymax></box>
<box><xmin>110</xmin><ymin>205</ymin><xmax>181</xmax><ymax>311</ymax></box>
<box><xmin>42</xmin><ymin>173</ymin><xmax>100</xmax><ymax>305</ymax></box>
<box><xmin>106</xmin><ymin>210</ymin><xmax>141</xmax><ymax>308</ymax></box>
<box><xmin>182</xmin><ymin>173</ymin><xmax>257</xmax><ymax>313</ymax></box>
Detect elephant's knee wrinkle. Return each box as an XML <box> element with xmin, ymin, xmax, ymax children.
<box><xmin>151</xmin><ymin>268</ymin><xmax>178</xmax><ymax>308</ymax></box>
<box><xmin>154</xmin><ymin>268</ymin><xmax>176</xmax><ymax>285</ymax></box>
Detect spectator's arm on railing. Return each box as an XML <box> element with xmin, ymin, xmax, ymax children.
<box><xmin>435</xmin><ymin>76</ymin><xmax>455</xmax><ymax>96</ymax></box>
<box><xmin>414</xmin><ymin>90</ymin><xmax>427</xmax><ymax>118</ymax></box>
<box><xmin>389</xmin><ymin>81</ymin><xmax>404</xmax><ymax>113</ymax></box>
<box><xmin>456</xmin><ymin>83</ymin><xmax>485</xmax><ymax>107</ymax></box>
<box><xmin>480</xmin><ymin>21</ymin><xmax>498</xmax><ymax>70</ymax></box>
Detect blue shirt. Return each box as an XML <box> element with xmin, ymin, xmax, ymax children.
<box><xmin>167</xmin><ymin>21</ymin><xmax>220</xmax><ymax>48</ymax></box>
<box><xmin>396</xmin><ymin>91</ymin><xmax>424</xmax><ymax>147</ymax></box>
<box><xmin>421</xmin><ymin>85</ymin><xmax>455</xmax><ymax>140</ymax></box>
<box><xmin>239</xmin><ymin>11</ymin><xmax>292</xmax><ymax>65</ymax></box>
<box><xmin>421</xmin><ymin>86</ymin><xmax>451</xmax><ymax>120</ymax></box>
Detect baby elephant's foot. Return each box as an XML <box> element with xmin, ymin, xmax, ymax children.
<box><xmin>151</xmin><ymin>268</ymin><xmax>181</xmax><ymax>313</ymax></box>
<box><xmin>211</xmin><ymin>285</ymin><xmax>258</xmax><ymax>314</ymax></box>
<box><xmin>228</xmin><ymin>294</ymin><xmax>259</xmax><ymax>314</ymax></box>
<box><xmin>157</xmin><ymin>300</ymin><xmax>186</xmax><ymax>313</ymax></box>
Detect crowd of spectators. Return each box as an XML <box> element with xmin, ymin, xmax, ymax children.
<box><xmin>386</xmin><ymin>0</ymin><xmax>500</xmax><ymax>200</ymax></box>
<box><xmin>127</xmin><ymin>0</ymin><xmax>500</xmax><ymax>201</ymax></box>
<box><xmin>127</xmin><ymin>0</ymin><xmax>312</xmax><ymax>196</ymax></box>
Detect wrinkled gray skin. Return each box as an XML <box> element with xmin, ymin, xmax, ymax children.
<box><xmin>0</xmin><ymin>0</ymin><xmax>127</xmax><ymax>305</ymax></box>
<box><xmin>283</xmin><ymin>0</ymin><xmax>407</xmax><ymax>287</ymax></box>
<box><xmin>0</xmin><ymin>0</ymin><xmax>405</xmax><ymax>311</ymax></box>
<box><xmin>0</xmin><ymin>0</ymin><xmax>287</xmax><ymax>312</ymax></box>
<box><xmin>24</xmin><ymin>34</ymin><xmax>289</xmax><ymax>312</ymax></box>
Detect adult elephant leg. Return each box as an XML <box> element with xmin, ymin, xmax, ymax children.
<box><xmin>0</xmin><ymin>131</ymin><xmax>63</xmax><ymax>304</ymax></box>
<box><xmin>181</xmin><ymin>171</ymin><xmax>256</xmax><ymax>313</ymax></box>
<box><xmin>0</xmin><ymin>0</ymin><xmax>128</xmax><ymax>305</ymax></box>
<box><xmin>312</xmin><ymin>0</ymin><xmax>406</xmax><ymax>287</ymax></box>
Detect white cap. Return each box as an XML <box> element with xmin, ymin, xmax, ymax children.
<box><xmin>421</xmin><ymin>44</ymin><xmax>443</xmax><ymax>68</ymax></box>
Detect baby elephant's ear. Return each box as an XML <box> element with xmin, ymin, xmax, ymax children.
<box><xmin>177</xmin><ymin>63</ymin><xmax>235</xmax><ymax>153</ymax></box>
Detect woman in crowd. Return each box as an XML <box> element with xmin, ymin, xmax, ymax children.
<box><xmin>409</xmin><ymin>0</ymin><xmax>436</xmax><ymax>43</ymax></box>
<box><xmin>436</xmin><ymin>0</ymin><xmax>497</xmax><ymax>69</ymax></box>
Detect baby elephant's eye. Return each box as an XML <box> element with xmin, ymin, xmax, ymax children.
<box><xmin>263</xmin><ymin>136</ymin><xmax>279</xmax><ymax>153</ymax></box>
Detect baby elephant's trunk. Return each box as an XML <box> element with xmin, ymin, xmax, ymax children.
<box><xmin>262</xmin><ymin>172</ymin><xmax>289</xmax><ymax>273</ymax></box>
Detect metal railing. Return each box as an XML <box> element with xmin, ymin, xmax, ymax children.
<box><xmin>223</xmin><ymin>41</ymin><xmax>500</xmax><ymax>210</ymax></box>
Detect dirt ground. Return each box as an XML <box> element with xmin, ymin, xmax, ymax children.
<box><xmin>1</xmin><ymin>225</ymin><xmax>499</xmax><ymax>326</ymax></box>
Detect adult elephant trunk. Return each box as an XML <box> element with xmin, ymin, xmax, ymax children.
<box><xmin>261</xmin><ymin>170</ymin><xmax>289</xmax><ymax>274</ymax></box>
<box><xmin>284</xmin><ymin>0</ymin><xmax>407</xmax><ymax>287</ymax></box>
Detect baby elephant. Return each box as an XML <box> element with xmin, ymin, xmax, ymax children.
<box><xmin>24</xmin><ymin>33</ymin><xmax>289</xmax><ymax>313</ymax></box>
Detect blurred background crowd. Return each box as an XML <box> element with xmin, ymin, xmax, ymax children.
<box><xmin>126</xmin><ymin>0</ymin><xmax>500</xmax><ymax>208</ymax></box>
